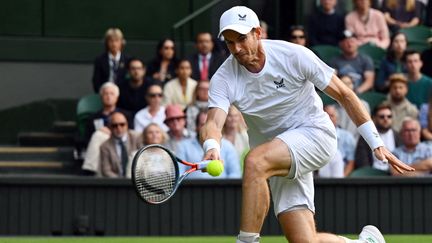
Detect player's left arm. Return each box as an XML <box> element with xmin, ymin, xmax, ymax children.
<box><xmin>323</xmin><ymin>74</ymin><xmax>414</xmax><ymax>173</ymax></box>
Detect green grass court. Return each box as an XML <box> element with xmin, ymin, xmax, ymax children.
<box><xmin>0</xmin><ymin>236</ymin><xmax>431</xmax><ymax>243</ymax></box>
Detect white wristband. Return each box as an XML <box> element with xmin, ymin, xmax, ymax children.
<box><xmin>203</xmin><ymin>139</ymin><xmax>220</xmax><ymax>153</ymax></box>
<box><xmin>357</xmin><ymin>121</ymin><xmax>385</xmax><ymax>150</ymax></box>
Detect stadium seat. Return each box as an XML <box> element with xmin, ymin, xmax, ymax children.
<box><xmin>407</xmin><ymin>42</ymin><xmax>430</xmax><ymax>52</ymax></box>
<box><xmin>358</xmin><ymin>43</ymin><xmax>386</xmax><ymax>69</ymax></box>
<box><xmin>310</xmin><ymin>45</ymin><xmax>342</xmax><ymax>65</ymax></box>
<box><xmin>349</xmin><ymin>166</ymin><xmax>390</xmax><ymax>177</ymax></box>
<box><xmin>76</xmin><ymin>94</ymin><xmax>102</xmax><ymax>136</ymax></box>
<box><xmin>399</xmin><ymin>25</ymin><xmax>432</xmax><ymax>44</ymax></box>
<box><xmin>358</xmin><ymin>91</ymin><xmax>387</xmax><ymax>111</ymax></box>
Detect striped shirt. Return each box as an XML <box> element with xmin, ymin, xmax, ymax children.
<box><xmin>393</xmin><ymin>142</ymin><xmax>432</xmax><ymax>165</ymax></box>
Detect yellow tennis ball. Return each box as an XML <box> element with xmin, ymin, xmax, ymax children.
<box><xmin>206</xmin><ymin>160</ymin><xmax>224</xmax><ymax>177</ymax></box>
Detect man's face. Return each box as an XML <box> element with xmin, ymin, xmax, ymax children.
<box><xmin>196</xmin><ymin>33</ymin><xmax>214</xmax><ymax>55</ymax></box>
<box><xmin>405</xmin><ymin>53</ymin><xmax>423</xmax><ymax>74</ymax></box>
<box><xmin>392</xmin><ymin>34</ymin><xmax>407</xmax><ymax>54</ymax></box>
<box><xmin>196</xmin><ymin>81</ymin><xmax>209</xmax><ymax>101</ymax></box>
<box><xmin>145</xmin><ymin>85</ymin><xmax>163</xmax><ymax>106</ymax></box>
<box><xmin>373</xmin><ymin>108</ymin><xmax>392</xmax><ymax>131</ymax></box>
<box><xmin>101</xmin><ymin>87</ymin><xmax>118</xmax><ymax>107</ymax></box>
<box><xmin>109</xmin><ymin>113</ymin><xmax>128</xmax><ymax>138</ymax></box>
<box><xmin>320</xmin><ymin>0</ymin><xmax>337</xmax><ymax>11</ymax></box>
<box><xmin>355</xmin><ymin>0</ymin><xmax>370</xmax><ymax>11</ymax></box>
<box><xmin>223</xmin><ymin>28</ymin><xmax>261</xmax><ymax>67</ymax></box>
<box><xmin>176</xmin><ymin>61</ymin><xmax>192</xmax><ymax>80</ymax></box>
<box><xmin>107</xmin><ymin>37</ymin><xmax>122</xmax><ymax>53</ymax></box>
<box><xmin>290</xmin><ymin>29</ymin><xmax>306</xmax><ymax>46</ymax></box>
<box><xmin>340</xmin><ymin>37</ymin><xmax>357</xmax><ymax>55</ymax></box>
<box><xmin>128</xmin><ymin>60</ymin><xmax>145</xmax><ymax>82</ymax></box>
<box><xmin>166</xmin><ymin>117</ymin><xmax>186</xmax><ymax>133</ymax></box>
<box><xmin>401</xmin><ymin>121</ymin><xmax>421</xmax><ymax>147</ymax></box>
<box><xmin>389</xmin><ymin>82</ymin><xmax>408</xmax><ymax>102</ymax></box>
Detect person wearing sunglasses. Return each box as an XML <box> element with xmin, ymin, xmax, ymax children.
<box><xmin>146</xmin><ymin>38</ymin><xmax>178</xmax><ymax>83</ymax></box>
<box><xmin>101</xmin><ymin>112</ymin><xmax>142</xmax><ymax>178</ymax></box>
<box><xmin>287</xmin><ymin>25</ymin><xmax>307</xmax><ymax>47</ymax></box>
<box><xmin>134</xmin><ymin>83</ymin><xmax>168</xmax><ymax>133</ymax></box>
<box><xmin>355</xmin><ymin>103</ymin><xmax>401</xmax><ymax>172</ymax></box>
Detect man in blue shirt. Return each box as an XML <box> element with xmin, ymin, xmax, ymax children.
<box><xmin>177</xmin><ymin>110</ymin><xmax>242</xmax><ymax>179</ymax></box>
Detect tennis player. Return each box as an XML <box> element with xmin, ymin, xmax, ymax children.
<box><xmin>200</xmin><ymin>6</ymin><xmax>414</xmax><ymax>243</ymax></box>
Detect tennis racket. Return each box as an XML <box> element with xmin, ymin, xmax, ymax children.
<box><xmin>131</xmin><ymin>144</ymin><xmax>215</xmax><ymax>204</ymax></box>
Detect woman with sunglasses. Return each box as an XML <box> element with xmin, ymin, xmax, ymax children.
<box><xmin>133</xmin><ymin>83</ymin><xmax>169</xmax><ymax>133</ymax></box>
<box><xmin>287</xmin><ymin>25</ymin><xmax>308</xmax><ymax>47</ymax></box>
<box><xmin>146</xmin><ymin>38</ymin><xmax>178</xmax><ymax>83</ymax></box>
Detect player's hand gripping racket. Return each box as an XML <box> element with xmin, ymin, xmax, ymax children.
<box><xmin>131</xmin><ymin>144</ymin><xmax>222</xmax><ymax>204</ymax></box>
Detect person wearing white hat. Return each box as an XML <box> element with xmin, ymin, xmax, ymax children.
<box><xmin>200</xmin><ymin>5</ymin><xmax>414</xmax><ymax>243</ymax></box>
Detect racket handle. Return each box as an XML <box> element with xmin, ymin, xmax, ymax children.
<box><xmin>196</xmin><ymin>160</ymin><xmax>211</xmax><ymax>171</ymax></box>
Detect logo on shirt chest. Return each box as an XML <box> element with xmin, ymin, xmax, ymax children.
<box><xmin>273</xmin><ymin>78</ymin><xmax>285</xmax><ymax>89</ymax></box>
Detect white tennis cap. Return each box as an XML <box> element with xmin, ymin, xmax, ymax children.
<box><xmin>218</xmin><ymin>6</ymin><xmax>260</xmax><ymax>37</ymax></box>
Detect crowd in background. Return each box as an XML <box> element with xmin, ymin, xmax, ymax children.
<box><xmin>79</xmin><ymin>0</ymin><xmax>432</xmax><ymax>179</ymax></box>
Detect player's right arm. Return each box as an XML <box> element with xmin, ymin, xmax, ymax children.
<box><xmin>200</xmin><ymin>107</ymin><xmax>227</xmax><ymax>161</ymax></box>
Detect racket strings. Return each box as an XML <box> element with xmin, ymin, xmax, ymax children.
<box><xmin>134</xmin><ymin>148</ymin><xmax>177</xmax><ymax>203</ymax></box>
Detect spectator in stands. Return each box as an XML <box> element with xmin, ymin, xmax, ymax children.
<box><xmin>383</xmin><ymin>73</ymin><xmax>418</xmax><ymax>132</ymax></box>
<box><xmin>81</xmin><ymin>83</ymin><xmax>133</xmax><ymax>176</ymax></box>
<box><xmin>355</xmin><ymin>104</ymin><xmax>401</xmax><ymax>172</ymax></box>
<box><xmin>345</xmin><ymin>0</ymin><xmax>390</xmax><ymax>49</ymax></box>
<box><xmin>419</xmin><ymin>96</ymin><xmax>432</xmax><ymax>141</ymax></box>
<box><xmin>164</xmin><ymin>104</ymin><xmax>191</xmax><ymax>152</ymax></box>
<box><xmin>177</xmin><ymin>110</ymin><xmax>242</xmax><ymax>179</ymax></box>
<box><xmin>189</xmin><ymin>32</ymin><xmax>226</xmax><ymax>81</ymax></box>
<box><xmin>134</xmin><ymin>83</ymin><xmax>168</xmax><ymax>133</ymax></box>
<box><xmin>117</xmin><ymin>58</ymin><xmax>153</xmax><ymax>115</ymax></box>
<box><xmin>334</xmin><ymin>75</ymin><xmax>371</xmax><ymax>140</ymax></box>
<box><xmin>330</xmin><ymin>30</ymin><xmax>375</xmax><ymax>94</ymax></box>
<box><xmin>146</xmin><ymin>38</ymin><xmax>178</xmax><ymax>83</ymax></box>
<box><xmin>324</xmin><ymin>104</ymin><xmax>357</xmax><ymax>176</ymax></box>
<box><xmin>92</xmin><ymin>28</ymin><xmax>129</xmax><ymax>93</ymax></box>
<box><xmin>375</xmin><ymin>32</ymin><xmax>408</xmax><ymax>93</ymax></box>
<box><xmin>392</xmin><ymin>117</ymin><xmax>432</xmax><ymax>176</ymax></box>
<box><xmin>223</xmin><ymin>106</ymin><xmax>250</xmax><ymax>164</ymax></box>
<box><xmin>421</xmin><ymin>39</ymin><xmax>432</xmax><ymax>77</ymax></box>
<box><xmin>308</xmin><ymin>0</ymin><xmax>346</xmax><ymax>46</ymax></box>
<box><xmin>260</xmin><ymin>20</ymin><xmax>269</xmax><ymax>39</ymax></box>
<box><xmin>382</xmin><ymin>0</ymin><xmax>422</xmax><ymax>33</ymax></box>
<box><xmin>163</xmin><ymin>59</ymin><xmax>197</xmax><ymax>109</ymax></box>
<box><xmin>404</xmin><ymin>50</ymin><xmax>432</xmax><ymax>108</ymax></box>
<box><xmin>317</xmin><ymin>150</ymin><xmax>345</xmax><ymax>178</ymax></box>
<box><xmin>287</xmin><ymin>25</ymin><xmax>307</xmax><ymax>47</ymax></box>
<box><xmin>185</xmin><ymin>80</ymin><xmax>209</xmax><ymax>136</ymax></box>
<box><xmin>101</xmin><ymin>112</ymin><xmax>142</xmax><ymax>178</ymax></box>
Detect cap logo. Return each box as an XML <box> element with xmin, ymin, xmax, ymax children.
<box><xmin>238</xmin><ymin>14</ymin><xmax>246</xmax><ymax>21</ymax></box>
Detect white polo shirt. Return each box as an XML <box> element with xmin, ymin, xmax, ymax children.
<box><xmin>209</xmin><ymin>40</ymin><xmax>335</xmax><ymax>147</ymax></box>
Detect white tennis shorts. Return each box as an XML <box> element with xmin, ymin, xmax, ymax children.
<box><xmin>270</xmin><ymin>125</ymin><xmax>337</xmax><ymax>216</ymax></box>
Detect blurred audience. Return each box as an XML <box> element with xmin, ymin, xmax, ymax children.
<box><xmin>392</xmin><ymin>117</ymin><xmax>432</xmax><ymax>176</ymax></box>
<box><xmin>419</xmin><ymin>96</ymin><xmax>432</xmax><ymax>141</ymax></box>
<box><xmin>163</xmin><ymin>59</ymin><xmax>197</xmax><ymax>109</ymax></box>
<box><xmin>345</xmin><ymin>0</ymin><xmax>390</xmax><ymax>49</ymax></box>
<box><xmin>404</xmin><ymin>50</ymin><xmax>432</xmax><ymax>108</ymax></box>
<box><xmin>382</xmin><ymin>0</ymin><xmax>422</xmax><ymax>33</ymax></box>
<box><xmin>308</xmin><ymin>0</ymin><xmax>346</xmax><ymax>46</ymax></box>
<box><xmin>324</xmin><ymin>105</ymin><xmax>357</xmax><ymax>176</ymax></box>
<box><xmin>134</xmin><ymin>83</ymin><xmax>168</xmax><ymax>133</ymax></box>
<box><xmin>177</xmin><ymin>110</ymin><xmax>242</xmax><ymax>179</ymax></box>
<box><xmin>260</xmin><ymin>20</ymin><xmax>269</xmax><ymax>39</ymax></box>
<box><xmin>142</xmin><ymin>122</ymin><xmax>168</xmax><ymax>146</ymax></box>
<box><xmin>164</xmin><ymin>104</ymin><xmax>191</xmax><ymax>152</ymax></box>
<box><xmin>330</xmin><ymin>30</ymin><xmax>375</xmax><ymax>94</ymax></box>
<box><xmin>92</xmin><ymin>28</ymin><xmax>129</xmax><ymax>93</ymax></box>
<box><xmin>383</xmin><ymin>73</ymin><xmax>418</xmax><ymax>132</ymax></box>
<box><xmin>100</xmin><ymin>112</ymin><xmax>142</xmax><ymax>178</ymax></box>
<box><xmin>189</xmin><ymin>32</ymin><xmax>225</xmax><ymax>81</ymax></box>
<box><xmin>355</xmin><ymin>104</ymin><xmax>401</xmax><ymax>172</ymax></box>
<box><xmin>287</xmin><ymin>25</ymin><xmax>308</xmax><ymax>46</ymax></box>
<box><xmin>222</xmin><ymin>106</ymin><xmax>249</xmax><ymax>163</ymax></box>
<box><xmin>117</xmin><ymin>58</ymin><xmax>154</xmax><ymax>115</ymax></box>
<box><xmin>146</xmin><ymin>38</ymin><xmax>178</xmax><ymax>83</ymax></box>
<box><xmin>375</xmin><ymin>32</ymin><xmax>408</xmax><ymax>93</ymax></box>
<box><xmin>185</xmin><ymin>80</ymin><xmax>209</xmax><ymax>136</ymax></box>
<box><xmin>335</xmin><ymin>75</ymin><xmax>371</xmax><ymax>140</ymax></box>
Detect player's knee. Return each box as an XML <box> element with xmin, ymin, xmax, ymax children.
<box><xmin>243</xmin><ymin>150</ymin><xmax>271</xmax><ymax>179</ymax></box>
